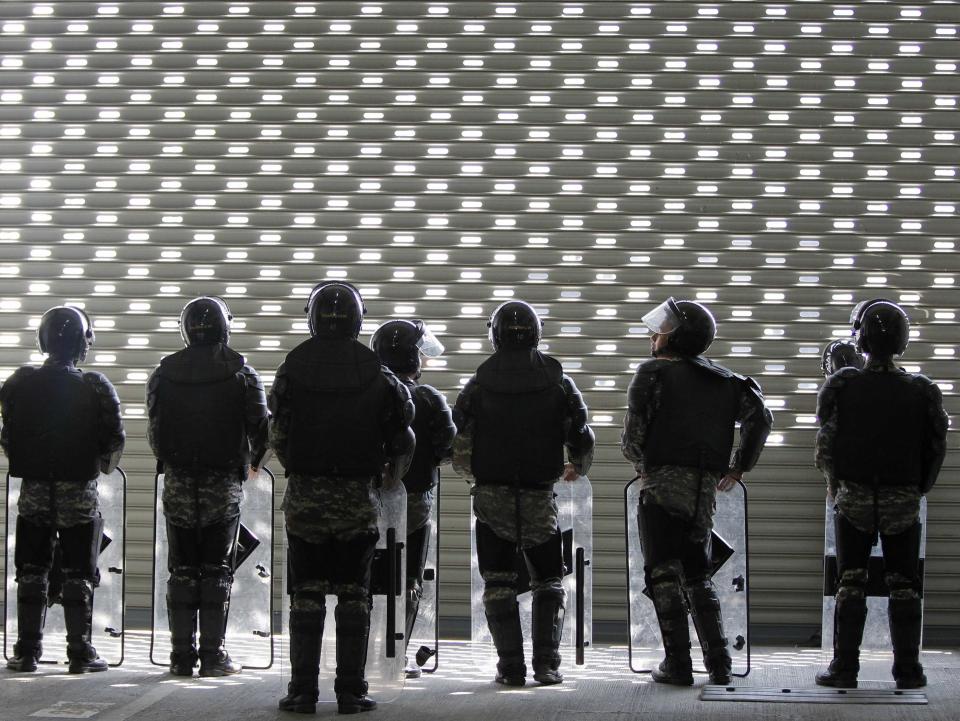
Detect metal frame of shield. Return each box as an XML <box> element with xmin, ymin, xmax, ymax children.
<box><xmin>820</xmin><ymin>497</ymin><xmax>927</xmax><ymax>681</ymax></box>
<box><xmin>407</xmin><ymin>485</ymin><xmax>439</xmax><ymax>673</ymax></box>
<box><xmin>625</xmin><ymin>476</ymin><xmax>751</xmax><ymax>677</ymax></box>
<box><xmin>469</xmin><ymin>476</ymin><xmax>593</xmax><ymax>667</ymax></box>
<box><xmin>280</xmin><ymin>482</ymin><xmax>408</xmax><ymax>704</ymax></box>
<box><xmin>4</xmin><ymin>468</ymin><xmax>127</xmax><ymax>667</ymax></box>
<box><xmin>149</xmin><ymin>468</ymin><xmax>275</xmax><ymax>669</ymax></box>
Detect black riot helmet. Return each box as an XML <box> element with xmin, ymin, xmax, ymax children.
<box><xmin>642</xmin><ymin>297</ymin><xmax>717</xmax><ymax>356</ymax></box>
<box><xmin>820</xmin><ymin>339</ymin><xmax>865</xmax><ymax>377</ymax></box>
<box><xmin>37</xmin><ymin>305</ymin><xmax>95</xmax><ymax>363</ymax></box>
<box><xmin>370</xmin><ymin>319</ymin><xmax>445</xmax><ymax>377</ymax></box>
<box><xmin>487</xmin><ymin>300</ymin><xmax>543</xmax><ymax>351</ymax></box>
<box><xmin>850</xmin><ymin>298</ymin><xmax>910</xmax><ymax>357</ymax></box>
<box><xmin>305</xmin><ymin>281</ymin><xmax>366</xmax><ymax>338</ymax></box>
<box><xmin>180</xmin><ymin>296</ymin><xmax>232</xmax><ymax>347</ymax></box>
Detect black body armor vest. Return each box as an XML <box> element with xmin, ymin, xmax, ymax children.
<box><xmin>471</xmin><ymin>349</ymin><xmax>567</xmax><ymax>488</ymax></box>
<box><xmin>644</xmin><ymin>359</ymin><xmax>741</xmax><ymax>472</ymax></box>
<box><xmin>6</xmin><ymin>365</ymin><xmax>101</xmax><ymax>483</ymax></box>
<box><xmin>282</xmin><ymin>337</ymin><xmax>388</xmax><ymax>476</ymax></box>
<box><xmin>833</xmin><ymin>370</ymin><xmax>927</xmax><ymax>487</ymax></box>
<box><xmin>156</xmin><ymin>344</ymin><xmax>248</xmax><ymax>470</ymax></box>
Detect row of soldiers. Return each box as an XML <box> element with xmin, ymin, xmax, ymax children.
<box><xmin>0</xmin><ymin>288</ymin><xmax>946</xmax><ymax>715</ymax></box>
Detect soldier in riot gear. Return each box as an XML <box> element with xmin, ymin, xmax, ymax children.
<box><xmin>453</xmin><ymin>300</ymin><xmax>595</xmax><ymax>687</ymax></box>
<box><xmin>815</xmin><ymin>299</ymin><xmax>947</xmax><ymax>690</ymax></box>
<box><xmin>146</xmin><ymin>296</ymin><xmax>269</xmax><ymax>677</ymax></box>
<box><xmin>370</xmin><ymin>319</ymin><xmax>455</xmax><ymax>679</ymax></box>
<box><xmin>622</xmin><ymin>298</ymin><xmax>772</xmax><ymax>686</ymax></box>
<box><xmin>271</xmin><ymin>282</ymin><xmax>415</xmax><ymax>715</ymax></box>
<box><xmin>1</xmin><ymin>306</ymin><xmax>125</xmax><ymax>673</ymax></box>
<box><xmin>821</xmin><ymin>339</ymin><xmax>864</xmax><ymax>377</ymax></box>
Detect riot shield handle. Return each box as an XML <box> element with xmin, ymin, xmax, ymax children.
<box><xmin>386</xmin><ymin>527</ymin><xmax>398</xmax><ymax>659</ymax></box>
<box><xmin>575</xmin><ymin>546</ymin><xmax>587</xmax><ymax>665</ymax></box>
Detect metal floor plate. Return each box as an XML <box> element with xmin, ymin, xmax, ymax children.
<box><xmin>701</xmin><ymin>685</ymin><xmax>928</xmax><ymax>705</ymax></box>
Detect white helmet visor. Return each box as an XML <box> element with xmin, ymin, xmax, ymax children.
<box><xmin>641</xmin><ymin>298</ymin><xmax>683</xmax><ymax>335</ymax></box>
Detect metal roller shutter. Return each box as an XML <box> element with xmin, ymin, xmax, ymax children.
<box><xmin>0</xmin><ymin>1</ymin><xmax>956</xmax><ymax>639</ymax></box>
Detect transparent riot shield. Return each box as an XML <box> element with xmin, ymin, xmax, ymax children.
<box><xmin>625</xmin><ymin>477</ymin><xmax>750</xmax><ymax>677</ymax></box>
<box><xmin>820</xmin><ymin>497</ymin><xmax>927</xmax><ymax>681</ymax></box>
<box><xmin>4</xmin><ymin>469</ymin><xmax>126</xmax><ymax>667</ymax></box>
<box><xmin>281</xmin><ymin>482</ymin><xmax>407</xmax><ymax>704</ymax></box>
<box><xmin>470</xmin><ymin>477</ymin><xmax>593</xmax><ymax>668</ymax></box>
<box><xmin>407</xmin><ymin>487</ymin><xmax>439</xmax><ymax>673</ymax></box>
<box><xmin>149</xmin><ymin>468</ymin><xmax>275</xmax><ymax>669</ymax></box>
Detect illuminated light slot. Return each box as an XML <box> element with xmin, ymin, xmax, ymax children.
<box><xmin>127</xmin><ymin>337</ymin><xmax>150</xmax><ymax>348</ymax></box>
<box><xmin>493</xmin><ymin>289</ymin><xmax>514</xmax><ymax>299</ymax></box>
<box><xmin>0</xmin><ymin>334</ymin><xmax>20</xmax><ymax>346</ymax></box>
<box><xmin>696</xmin><ymin>291</ymin><xmax>717</xmax><ymax>302</ymax></box>
<box><xmin>459</xmin><ymin>341</ymin><xmax>483</xmax><ymax>352</ymax></box>
<box><xmin>796</xmin><ymin>415</ymin><xmax>818</xmax><ymax>425</ymax></box>
<box><xmin>460</xmin><ymin>306</ymin><xmax>484</xmax><ymax>317</ymax></box>
<box><xmin>393</xmin><ymin>305</ymin><xmax>416</xmax><ymax>315</ymax></box>
<box><xmin>128</xmin><ymin>302</ymin><xmax>151</xmax><ymax>313</ymax></box>
<box><xmin>28</xmin><ymin>283</ymin><xmax>50</xmax><ymax>294</ymax></box>
<box><xmin>764</xmin><ymin>328</ymin><xmax>785</xmax><ymax>338</ymax></box>
<box><xmin>937</xmin><ymin>383</ymin><xmax>954</xmax><ymax>393</ymax></box>
<box><xmin>258</xmin><ymin>339</ymin><xmax>282</xmax><ymax>349</ymax></box>
<box><xmin>766</xmin><ymin>433</ymin><xmax>785</xmax><ymax>446</ymax></box>
<box><xmin>94</xmin><ymin>354</ymin><xmax>117</xmax><ymax>365</ymax></box>
<box><xmin>260</xmin><ymin>304</ymin><xmax>282</xmax><ymax>314</ymax></box>
<box><xmin>934</xmin><ymin>276</ymin><xmax>955</xmax><ymax>286</ymax></box>
<box><xmin>934</xmin><ymin>311</ymin><xmax>956</xmax><ymax>321</ymax></box>
<box><xmin>560</xmin><ymin>326</ymin><xmax>582</xmax><ymax>335</ymax></box>
<box><xmin>596</xmin><ymin>308</ymin><xmax>617</xmax><ymax>318</ymax></box>
<box><xmin>425</xmin><ymin>288</ymin><xmax>447</xmax><ymax>298</ymax></box>
<box><xmin>94</xmin><ymin>284</ymin><xmax>116</xmax><ymax>295</ymax></box>
<box><xmin>62</xmin><ymin>266</ymin><xmax>84</xmax><ymax>277</ymax></box>
<box><xmin>628</xmin><ymin>291</ymin><xmax>650</xmax><ymax>301</ymax></box>
<box><xmin>224</xmin><ymin>286</ymin><xmax>247</xmax><ymax>297</ymax></box>
<box><xmin>662</xmin><ymin>274</ymin><xmax>684</xmax><ymax>284</ymax></box>
<box><xmin>159</xmin><ymin>320</ymin><xmax>179</xmax><ymax>330</ymax></box>
<box><xmin>595</xmin><ymin>344</ymin><xmax>617</xmax><ymax>354</ymax></box>
<box><xmin>562</xmin><ymin>255</ymin><xmax>582</xmax><ymax>264</ymax></box>
<box><xmin>0</xmin><ymin>299</ymin><xmax>20</xmax><ymax>311</ymax></box>
<box><xmin>730</xmin><ymin>346</ymin><xmax>752</xmax><ymax>356</ymax></box>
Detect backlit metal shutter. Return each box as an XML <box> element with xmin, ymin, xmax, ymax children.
<box><xmin>0</xmin><ymin>1</ymin><xmax>956</xmax><ymax>637</ymax></box>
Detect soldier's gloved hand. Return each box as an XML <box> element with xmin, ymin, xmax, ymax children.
<box><xmin>248</xmin><ymin>466</ymin><xmax>259</xmax><ymax>481</ymax></box>
<box><xmin>561</xmin><ymin>462</ymin><xmax>580</xmax><ymax>482</ymax></box>
<box><xmin>718</xmin><ymin>470</ymin><xmax>742</xmax><ymax>492</ymax></box>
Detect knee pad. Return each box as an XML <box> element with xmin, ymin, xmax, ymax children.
<box><xmin>837</xmin><ymin>568</ymin><xmax>868</xmax><ymax>603</ymax></box>
<box><xmin>61</xmin><ymin>578</ymin><xmax>93</xmax><ymax>607</ymax></box>
<box><xmin>482</xmin><ymin>572</ymin><xmax>518</xmax><ymax>607</ymax></box>
<box><xmin>531</xmin><ymin>578</ymin><xmax>565</xmax><ymax>606</ymax></box>
<box><xmin>886</xmin><ymin>572</ymin><xmax>921</xmax><ymax>602</ymax></box>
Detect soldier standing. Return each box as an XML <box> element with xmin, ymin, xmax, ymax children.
<box><xmin>1</xmin><ymin>306</ymin><xmax>125</xmax><ymax>673</ymax></box>
<box><xmin>815</xmin><ymin>299</ymin><xmax>947</xmax><ymax>689</ymax></box>
<box><xmin>370</xmin><ymin>319</ymin><xmax>455</xmax><ymax>678</ymax></box>
<box><xmin>622</xmin><ymin>297</ymin><xmax>772</xmax><ymax>686</ymax></box>
<box><xmin>146</xmin><ymin>296</ymin><xmax>269</xmax><ymax>677</ymax></box>
<box><xmin>453</xmin><ymin>300</ymin><xmax>595</xmax><ymax>687</ymax></box>
<box><xmin>271</xmin><ymin>283</ymin><xmax>415</xmax><ymax>715</ymax></box>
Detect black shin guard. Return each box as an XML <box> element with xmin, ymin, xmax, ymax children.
<box><xmin>531</xmin><ymin>584</ymin><xmax>565</xmax><ymax>684</ymax></box>
<box><xmin>166</xmin><ymin>576</ymin><xmax>200</xmax><ymax>674</ymax></box>
<box><xmin>484</xmin><ymin>596</ymin><xmax>526</xmax><ymax>684</ymax></box>
<box><xmin>816</xmin><ymin>586</ymin><xmax>867</xmax><ymax>689</ymax></box>
<box><xmin>8</xmin><ymin>580</ymin><xmax>47</xmax><ymax>671</ymax></box>
<box><xmin>685</xmin><ymin>579</ymin><xmax>731</xmax><ymax>684</ymax></box>
<box><xmin>889</xmin><ymin>596</ymin><xmax>925</xmax><ymax>688</ymax></box>
<box><xmin>198</xmin><ymin>574</ymin><xmax>240</xmax><ymax>676</ymax></box>
<box><xmin>334</xmin><ymin>602</ymin><xmax>377</xmax><ymax>713</ymax></box>
<box><xmin>279</xmin><ymin>603</ymin><xmax>325</xmax><ymax>713</ymax></box>
<box><xmin>62</xmin><ymin>579</ymin><xmax>107</xmax><ymax>673</ymax></box>
<box><xmin>650</xmin><ymin>569</ymin><xmax>693</xmax><ymax>686</ymax></box>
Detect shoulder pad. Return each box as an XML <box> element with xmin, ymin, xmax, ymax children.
<box><xmin>414</xmin><ymin>383</ymin><xmax>447</xmax><ymax>407</ymax></box>
<box><xmin>81</xmin><ymin>369</ymin><xmax>112</xmax><ymax>387</ymax></box>
<box><xmin>688</xmin><ymin>355</ymin><xmax>735</xmax><ymax>379</ymax></box>
<box><xmin>635</xmin><ymin>358</ymin><xmax>673</xmax><ymax>375</ymax></box>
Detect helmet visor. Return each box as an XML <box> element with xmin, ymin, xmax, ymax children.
<box><xmin>415</xmin><ymin>321</ymin><xmax>445</xmax><ymax>358</ymax></box>
<box><xmin>641</xmin><ymin>298</ymin><xmax>683</xmax><ymax>335</ymax></box>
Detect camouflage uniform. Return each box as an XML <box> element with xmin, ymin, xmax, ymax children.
<box><xmin>454</xmin><ymin>353</ymin><xmax>594</xmax><ymax>684</ymax></box>
<box><xmin>0</xmin><ymin>358</ymin><xmax>124</xmax><ymax>668</ymax></box>
<box><xmin>816</xmin><ymin>358</ymin><xmax>948</xmax><ymax>607</ymax></box>
<box><xmin>622</xmin><ymin>372</ymin><xmax>772</xmax><ymax>540</ymax></box>
<box><xmin>269</xmin><ymin>347</ymin><xmax>414</xmax><ymax>700</ymax></box>
<box><xmin>145</xmin><ymin>351</ymin><xmax>268</xmax><ymax>675</ymax></box>
<box><xmin>621</xmin><ymin>355</ymin><xmax>771</xmax><ymax>683</ymax></box>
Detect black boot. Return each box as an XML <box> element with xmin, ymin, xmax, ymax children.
<box><xmin>686</xmin><ymin>580</ymin><xmax>732</xmax><ymax>685</ymax></box>
<box><xmin>63</xmin><ymin>580</ymin><xmax>108</xmax><ymax>674</ymax></box>
<box><xmin>198</xmin><ymin>575</ymin><xmax>241</xmax><ymax>677</ymax></box>
<box><xmin>650</xmin><ymin>575</ymin><xmax>693</xmax><ymax>686</ymax></box>
<box><xmin>334</xmin><ymin>603</ymin><xmax>377</xmax><ymax>714</ymax></box>
<box><xmin>531</xmin><ymin>586</ymin><xmax>565</xmax><ymax>685</ymax></box>
<box><xmin>404</xmin><ymin>586</ymin><xmax>423</xmax><ymax>679</ymax></box>
<box><xmin>484</xmin><ymin>597</ymin><xmax>526</xmax><ymax>686</ymax></box>
<box><xmin>7</xmin><ymin>580</ymin><xmax>47</xmax><ymax>672</ymax></box>
<box><xmin>279</xmin><ymin>605</ymin><xmax>324</xmax><ymax>714</ymax></box>
<box><xmin>167</xmin><ymin>577</ymin><xmax>199</xmax><ymax>676</ymax></box>
<box><xmin>889</xmin><ymin>597</ymin><xmax>926</xmax><ymax>689</ymax></box>
<box><xmin>815</xmin><ymin>594</ymin><xmax>866</xmax><ymax>689</ymax></box>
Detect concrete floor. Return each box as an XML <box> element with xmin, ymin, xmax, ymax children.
<box><xmin>2</xmin><ymin>633</ymin><xmax>958</xmax><ymax>721</ymax></box>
